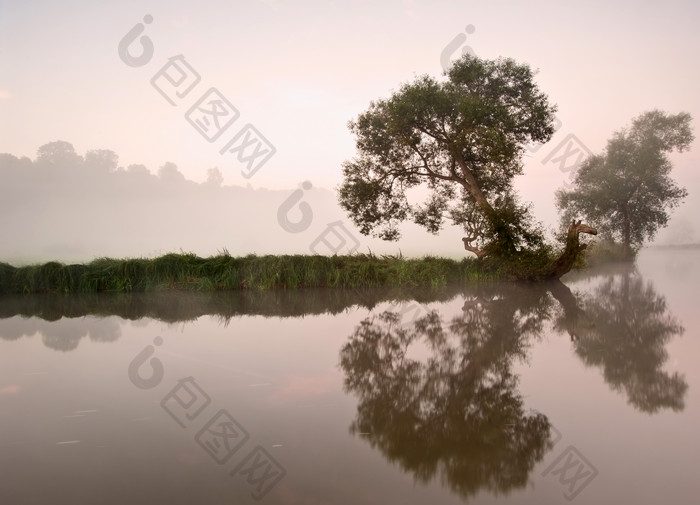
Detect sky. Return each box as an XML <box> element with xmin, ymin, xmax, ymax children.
<box><xmin>1</xmin><ymin>0</ymin><xmax>699</xmax><ymax>260</ymax></box>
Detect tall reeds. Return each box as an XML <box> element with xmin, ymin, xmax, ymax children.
<box><xmin>0</xmin><ymin>253</ymin><xmax>492</xmax><ymax>295</ymax></box>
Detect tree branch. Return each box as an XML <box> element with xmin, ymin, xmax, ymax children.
<box><xmin>462</xmin><ymin>238</ymin><xmax>487</xmax><ymax>259</ymax></box>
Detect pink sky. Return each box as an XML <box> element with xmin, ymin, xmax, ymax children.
<box><xmin>1</xmin><ymin>0</ymin><xmax>698</xmax><ymax>248</ymax></box>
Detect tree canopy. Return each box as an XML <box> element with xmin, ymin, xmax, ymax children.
<box><xmin>338</xmin><ymin>54</ymin><xmax>557</xmax><ymax>259</ymax></box>
<box><xmin>556</xmin><ymin>110</ymin><xmax>694</xmax><ymax>257</ymax></box>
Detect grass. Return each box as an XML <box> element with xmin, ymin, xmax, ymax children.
<box><xmin>0</xmin><ymin>252</ymin><xmax>495</xmax><ymax>295</ymax></box>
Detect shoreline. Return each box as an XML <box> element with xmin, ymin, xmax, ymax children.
<box><xmin>0</xmin><ymin>252</ymin><xmax>493</xmax><ymax>295</ymax></box>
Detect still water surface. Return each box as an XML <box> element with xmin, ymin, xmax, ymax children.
<box><xmin>1</xmin><ymin>248</ymin><xmax>699</xmax><ymax>504</ymax></box>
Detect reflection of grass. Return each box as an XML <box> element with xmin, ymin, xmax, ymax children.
<box><xmin>0</xmin><ymin>253</ymin><xmax>493</xmax><ymax>294</ymax></box>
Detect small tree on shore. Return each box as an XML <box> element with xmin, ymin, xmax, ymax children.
<box><xmin>556</xmin><ymin>110</ymin><xmax>694</xmax><ymax>259</ymax></box>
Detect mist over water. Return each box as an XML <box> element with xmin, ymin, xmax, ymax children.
<box><xmin>0</xmin><ymin>142</ymin><xmax>468</xmax><ymax>264</ymax></box>
<box><xmin>2</xmin><ymin>1</ymin><xmax>700</xmax><ymax>502</ymax></box>
<box><xmin>1</xmin><ymin>141</ymin><xmax>696</xmax><ymax>266</ymax></box>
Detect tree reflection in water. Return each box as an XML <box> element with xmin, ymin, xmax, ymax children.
<box><xmin>1</xmin><ymin>267</ymin><xmax>688</xmax><ymax>496</ymax></box>
<box><xmin>555</xmin><ymin>270</ymin><xmax>687</xmax><ymax>413</ymax></box>
<box><xmin>339</xmin><ymin>284</ymin><xmax>555</xmax><ymax>500</ymax></box>
<box><xmin>340</xmin><ymin>271</ymin><xmax>687</xmax><ymax>499</ymax></box>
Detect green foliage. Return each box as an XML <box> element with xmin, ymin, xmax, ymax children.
<box><xmin>481</xmin><ymin>244</ymin><xmax>555</xmax><ymax>281</ymax></box>
<box><xmin>0</xmin><ymin>253</ymin><xmax>499</xmax><ymax>295</ymax></box>
<box><xmin>557</xmin><ymin>110</ymin><xmax>694</xmax><ymax>257</ymax></box>
<box><xmin>338</xmin><ymin>53</ymin><xmax>557</xmax><ymax>257</ymax></box>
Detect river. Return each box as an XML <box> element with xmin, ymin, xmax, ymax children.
<box><xmin>1</xmin><ymin>247</ymin><xmax>699</xmax><ymax>504</ymax></box>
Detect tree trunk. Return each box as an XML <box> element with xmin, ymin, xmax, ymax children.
<box><xmin>455</xmin><ymin>157</ymin><xmax>497</xmax><ymax>259</ymax></box>
<box><xmin>543</xmin><ymin>220</ymin><xmax>597</xmax><ymax>279</ymax></box>
<box><xmin>455</xmin><ymin>158</ymin><xmax>494</xmax><ymax>215</ymax></box>
<box><xmin>546</xmin><ymin>279</ymin><xmax>592</xmax><ymax>340</ymax></box>
<box><xmin>462</xmin><ymin>238</ymin><xmax>488</xmax><ymax>259</ymax></box>
<box><xmin>455</xmin><ymin>157</ymin><xmax>519</xmax><ymax>257</ymax></box>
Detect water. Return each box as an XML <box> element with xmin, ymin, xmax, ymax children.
<box><xmin>1</xmin><ymin>247</ymin><xmax>699</xmax><ymax>504</ymax></box>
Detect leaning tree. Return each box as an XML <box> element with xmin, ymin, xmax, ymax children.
<box><xmin>338</xmin><ymin>53</ymin><xmax>596</xmax><ymax>278</ymax></box>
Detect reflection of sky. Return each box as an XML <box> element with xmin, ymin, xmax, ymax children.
<box><xmin>1</xmin><ymin>0</ymin><xmax>698</xmax><ymax>235</ymax></box>
<box><xmin>1</xmin><ymin>249</ymin><xmax>699</xmax><ymax>503</ymax></box>
<box><xmin>0</xmin><ymin>307</ymin><xmax>466</xmax><ymax>504</ymax></box>
<box><xmin>521</xmin><ymin>248</ymin><xmax>700</xmax><ymax>505</ymax></box>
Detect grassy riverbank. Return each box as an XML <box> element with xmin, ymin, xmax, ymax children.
<box><xmin>0</xmin><ymin>253</ymin><xmax>494</xmax><ymax>294</ymax></box>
